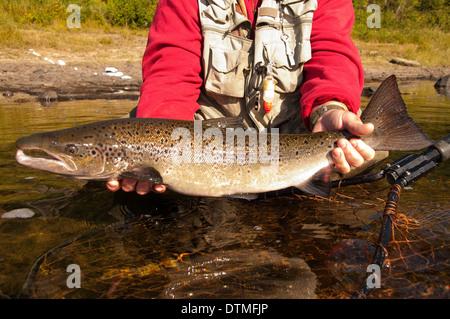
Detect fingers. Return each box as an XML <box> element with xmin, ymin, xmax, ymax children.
<box><xmin>332</xmin><ymin>147</ymin><xmax>350</xmax><ymax>174</ymax></box>
<box><xmin>333</xmin><ymin>138</ymin><xmax>375</xmax><ymax>174</ymax></box>
<box><xmin>121</xmin><ymin>177</ymin><xmax>138</xmax><ymax>192</ymax></box>
<box><xmin>342</xmin><ymin>112</ymin><xmax>374</xmax><ymax>137</ymax></box>
<box><xmin>106</xmin><ymin>178</ymin><xmax>166</xmax><ymax>195</ymax></box>
<box><xmin>350</xmin><ymin>138</ymin><xmax>375</xmax><ymax>162</ymax></box>
<box><xmin>106</xmin><ymin>179</ymin><xmax>121</xmax><ymax>192</ymax></box>
<box><xmin>153</xmin><ymin>184</ymin><xmax>167</xmax><ymax>193</ymax></box>
<box><xmin>135</xmin><ymin>180</ymin><xmax>153</xmax><ymax>195</ymax></box>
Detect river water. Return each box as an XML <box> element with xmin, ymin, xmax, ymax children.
<box><xmin>0</xmin><ymin>81</ymin><xmax>448</xmax><ymax>299</ymax></box>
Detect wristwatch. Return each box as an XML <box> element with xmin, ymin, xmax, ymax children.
<box><xmin>309</xmin><ymin>102</ymin><xmax>348</xmax><ymax>129</ymax></box>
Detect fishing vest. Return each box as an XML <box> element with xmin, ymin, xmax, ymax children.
<box><xmin>196</xmin><ymin>0</ymin><xmax>317</xmax><ymax>133</ymax></box>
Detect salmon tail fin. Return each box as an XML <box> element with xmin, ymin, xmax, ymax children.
<box><xmin>361</xmin><ymin>75</ymin><xmax>433</xmax><ymax>151</ymax></box>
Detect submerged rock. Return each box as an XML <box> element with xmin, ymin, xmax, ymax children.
<box><xmin>1</xmin><ymin>208</ymin><xmax>35</xmax><ymax>219</ymax></box>
<box><xmin>434</xmin><ymin>74</ymin><xmax>450</xmax><ymax>96</ymax></box>
<box><xmin>361</xmin><ymin>86</ymin><xmax>378</xmax><ymax>97</ymax></box>
<box><xmin>38</xmin><ymin>90</ymin><xmax>58</xmax><ymax>102</ymax></box>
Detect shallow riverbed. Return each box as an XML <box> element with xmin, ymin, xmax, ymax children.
<box><xmin>0</xmin><ymin>81</ymin><xmax>448</xmax><ymax>299</ymax></box>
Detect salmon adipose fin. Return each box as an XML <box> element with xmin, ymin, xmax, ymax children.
<box><xmin>360</xmin><ymin>75</ymin><xmax>433</xmax><ymax>151</ymax></box>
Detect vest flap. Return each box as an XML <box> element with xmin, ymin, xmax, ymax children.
<box><xmin>210</xmin><ymin>47</ymin><xmax>249</xmax><ymax>73</ymax></box>
<box><xmin>207</xmin><ymin>0</ymin><xmax>233</xmax><ymax>10</ymax></box>
<box><xmin>283</xmin><ymin>0</ymin><xmax>318</xmax><ymax>17</ymax></box>
<box><xmin>202</xmin><ymin>0</ymin><xmax>234</xmax><ymax>23</ymax></box>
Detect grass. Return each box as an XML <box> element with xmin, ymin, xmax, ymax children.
<box><xmin>352</xmin><ymin>0</ymin><xmax>449</xmax><ymax>67</ymax></box>
<box><xmin>0</xmin><ymin>0</ymin><xmax>448</xmax><ymax>67</ymax></box>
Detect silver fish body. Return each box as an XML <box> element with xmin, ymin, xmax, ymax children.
<box><xmin>16</xmin><ymin>76</ymin><xmax>433</xmax><ymax>198</ymax></box>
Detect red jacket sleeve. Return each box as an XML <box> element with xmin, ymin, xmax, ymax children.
<box><xmin>136</xmin><ymin>0</ymin><xmax>202</xmax><ymax>120</ymax></box>
<box><xmin>300</xmin><ymin>0</ymin><xmax>364</xmax><ymax>129</ymax></box>
<box><xmin>137</xmin><ymin>0</ymin><xmax>363</xmax><ymax>128</ymax></box>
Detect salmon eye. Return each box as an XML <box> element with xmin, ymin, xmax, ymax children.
<box><xmin>66</xmin><ymin>145</ymin><xmax>78</xmax><ymax>155</ymax></box>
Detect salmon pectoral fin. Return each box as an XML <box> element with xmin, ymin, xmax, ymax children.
<box><xmin>295</xmin><ymin>163</ymin><xmax>334</xmax><ymax>197</ymax></box>
<box><xmin>120</xmin><ymin>167</ymin><xmax>164</xmax><ymax>185</ymax></box>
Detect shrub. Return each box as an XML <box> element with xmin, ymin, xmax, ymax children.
<box><xmin>105</xmin><ymin>0</ymin><xmax>158</xmax><ymax>29</ymax></box>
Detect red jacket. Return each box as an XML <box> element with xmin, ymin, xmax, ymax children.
<box><xmin>136</xmin><ymin>0</ymin><xmax>364</xmax><ymax>130</ymax></box>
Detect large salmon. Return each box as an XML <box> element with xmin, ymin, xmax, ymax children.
<box><xmin>15</xmin><ymin>76</ymin><xmax>432</xmax><ymax>198</ymax></box>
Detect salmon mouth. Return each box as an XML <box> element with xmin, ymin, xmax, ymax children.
<box><xmin>15</xmin><ymin>147</ymin><xmax>77</xmax><ymax>173</ymax></box>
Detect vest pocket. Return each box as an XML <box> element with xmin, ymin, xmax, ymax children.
<box><xmin>262</xmin><ymin>38</ymin><xmax>307</xmax><ymax>93</ymax></box>
<box><xmin>205</xmin><ymin>46</ymin><xmax>250</xmax><ymax>98</ymax></box>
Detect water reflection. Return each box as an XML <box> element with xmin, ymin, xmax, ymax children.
<box><xmin>0</xmin><ymin>82</ymin><xmax>449</xmax><ymax>299</ymax></box>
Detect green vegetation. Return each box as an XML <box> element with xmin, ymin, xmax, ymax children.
<box><xmin>0</xmin><ymin>0</ymin><xmax>158</xmax><ymax>28</ymax></box>
<box><xmin>352</xmin><ymin>0</ymin><xmax>449</xmax><ymax>66</ymax></box>
<box><xmin>0</xmin><ymin>0</ymin><xmax>448</xmax><ymax>66</ymax></box>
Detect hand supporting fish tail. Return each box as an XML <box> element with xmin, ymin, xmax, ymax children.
<box><xmin>311</xmin><ymin>105</ymin><xmax>376</xmax><ymax>174</ymax></box>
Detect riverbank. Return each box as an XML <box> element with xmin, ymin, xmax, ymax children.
<box><xmin>1</xmin><ymin>46</ymin><xmax>449</xmax><ymax>104</ymax></box>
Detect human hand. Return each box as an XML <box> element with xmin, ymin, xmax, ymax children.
<box><xmin>106</xmin><ymin>178</ymin><xmax>166</xmax><ymax>196</ymax></box>
<box><xmin>312</xmin><ymin>107</ymin><xmax>375</xmax><ymax>174</ymax></box>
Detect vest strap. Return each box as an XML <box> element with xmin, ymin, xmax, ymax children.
<box><xmin>258</xmin><ymin>7</ymin><xmax>278</xmax><ymax>18</ymax></box>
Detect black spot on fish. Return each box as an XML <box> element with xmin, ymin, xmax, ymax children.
<box><xmin>137</xmin><ymin>146</ymin><xmax>140</xmax><ymax>150</ymax></box>
<box><xmin>92</xmin><ymin>150</ymin><xmax>96</xmax><ymax>155</ymax></box>
<box><xmin>304</xmin><ymin>140</ymin><xmax>309</xmax><ymax>145</ymax></box>
<box><xmin>296</xmin><ymin>151</ymin><xmax>299</xmax><ymax>156</ymax></box>
<box><xmin>145</xmin><ymin>130</ymin><xmax>150</xmax><ymax>134</ymax></box>
<box><xmin>84</xmin><ymin>136</ymin><xmax>93</xmax><ymax>139</ymax></box>
<box><xmin>127</xmin><ymin>132</ymin><xmax>132</xmax><ymax>137</ymax></box>
<box><xmin>98</xmin><ymin>143</ymin><xmax>103</xmax><ymax>148</ymax></box>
